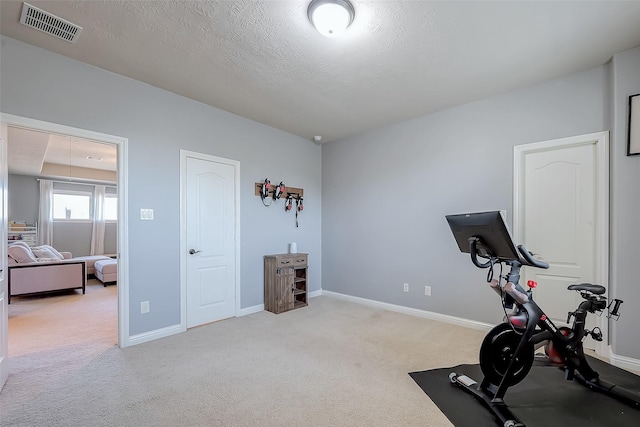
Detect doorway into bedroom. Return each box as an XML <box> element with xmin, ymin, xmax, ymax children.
<box><xmin>2</xmin><ymin>116</ymin><xmax>127</xmax><ymax>368</ymax></box>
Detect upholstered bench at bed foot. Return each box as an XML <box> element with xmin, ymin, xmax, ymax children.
<box><xmin>95</xmin><ymin>259</ymin><xmax>117</xmax><ymax>286</ymax></box>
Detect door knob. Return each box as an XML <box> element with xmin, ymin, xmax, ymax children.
<box><xmin>189</xmin><ymin>249</ymin><xmax>201</xmax><ymax>255</ymax></box>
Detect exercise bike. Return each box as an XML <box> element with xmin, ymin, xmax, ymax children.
<box><xmin>445</xmin><ymin>211</ymin><xmax>640</xmax><ymax>427</ymax></box>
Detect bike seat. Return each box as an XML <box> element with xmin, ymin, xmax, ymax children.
<box><xmin>567</xmin><ymin>283</ymin><xmax>606</xmax><ymax>295</ymax></box>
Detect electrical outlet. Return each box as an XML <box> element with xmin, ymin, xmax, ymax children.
<box><xmin>425</xmin><ymin>285</ymin><xmax>431</xmax><ymax>296</ymax></box>
<box><xmin>403</xmin><ymin>283</ymin><xmax>409</xmax><ymax>292</ymax></box>
<box><xmin>141</xmin><ymin>301</ymin><xmax>150</xmax><ymax>314</ymax></box>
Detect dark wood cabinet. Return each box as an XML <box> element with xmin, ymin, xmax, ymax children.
<box><xmin>264</xmin><ymin>253</ymin><xmax>308</xmax><ymax>314</ymax></box>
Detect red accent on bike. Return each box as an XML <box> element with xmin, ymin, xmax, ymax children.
<box><xmin>540</xmin><ymin>314</ymin><xmax>547</xmax><ymax>321</ymax></box>
<box><xmin>544</xmin><ymin>327</ymin><xmax>571</xmax><ymax>364</ymax></box>
<box><xmin>508</xmin><ymin>315</ymin><xmax>527</xmax><ymax>328</ymax></box>
<box><xmin>527</xmin><ymin>280</ymin><xmax>538</xmax><ymax>288</ymax></box>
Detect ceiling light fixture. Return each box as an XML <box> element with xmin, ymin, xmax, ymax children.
<box><xmin>307</xmin><ymin>0</ymin><xmax>355</xmax><ymax>37</ymax></box>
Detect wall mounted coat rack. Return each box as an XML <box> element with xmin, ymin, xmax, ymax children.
<box><xmin>255</xmin><ymin>181</ymin><xmax>305</xmax><ymax>227</ymax></box>
<box><xmin>254</xmin><ymin>182</ymin><xmax>304</xmax><ymax>199</ymax></box>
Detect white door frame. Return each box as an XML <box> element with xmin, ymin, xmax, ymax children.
<box><xmin>1</xmin><ymin>122</ymin><xmax>9</xmax><ymax>389</ymax></box>
<box><xmin>179</xmin><ymin>150</ymin><xmax>240</xmax><ymax>330</ymax></box>
<box><xmin>0</xmin><ymin>113</ymin><xmax>130</xmax><ymax>348</ymax></box>
<box><xmin>513</xmin><ymin>131</ymin><xmax>609</xmax><ymax>356</ymax></box>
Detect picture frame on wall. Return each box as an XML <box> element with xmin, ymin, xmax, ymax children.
<box><xmin>628</xmin><ymin>93</ymin><xmax>640</xmax><ymax>156</ymax></box>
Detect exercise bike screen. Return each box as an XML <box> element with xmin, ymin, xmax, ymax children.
<box><xmin>446</xmin><ymin>211</ymin><xmax>520</xmax><ymax>261</ymax></box>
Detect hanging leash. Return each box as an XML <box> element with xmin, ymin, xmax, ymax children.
<box><xmin>260</xmin><ymin>178</ymin><xmax>272</xmax><ymax>207</ymax></box>
<box><xmin>295</xmin><ymin>196</ymin><xmax>303</xmax><ymax>228</ymax></box>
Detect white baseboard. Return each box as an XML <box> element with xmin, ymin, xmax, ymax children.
<box><xmin>240</xmin><ymin>290</ymin><xmax>322</xmax><ymax>316</ymax></box>
<box><xmin>127</xmin><ymin>290</ymin><xmax>381</xmax><ymax>345</ymax></box>
<box><xmin>320</xmin><ymin>292</ymin><xmax>640</xmax><ymax>370</ymax></box>
<box><xmin>308</xmin><ymin>289</ymin><xmax>323</xmax><ymax>298</ymax></box>
<box><xmin>321</xmin><ymin>290</ymin><xmax>493</xmax><ymax>332</ymax></box>
<box><xmin>239</xmin><ymin>304</ymin><xmax>264</xmax><ymax>316</ymax></box>
<box><xmin>127</xmin><ymin>305</ymin><xmax>265</xmax><ymax>345</ymax></box>
<box><xmin>127</xmin><ymin>324</ymin><xmax>184</xmax><ymax>346</ymax></box>
<box><xmin>609</xmin><ymin>347</ymin><xmax>640</xmax><ymax>373</ymax></box>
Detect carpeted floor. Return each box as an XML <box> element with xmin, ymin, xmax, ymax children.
<box><xmin>2</xmin><ymin>291</ymin><xmax>485</xmax><ymax>426</ymax></box>
<box><xmin>6</xmin><ymin>287</ymin><xmax>637</xmax><ymax>427</ymax></box>
<box><xmin>7</xmin><ymin>278</ymin><xmax>118</xmax><ymax>358</ymax></box>
<box><xmin>410</xmin><ymin>356</ymin><xmax>640</xmax><ymax>426</ymax></box>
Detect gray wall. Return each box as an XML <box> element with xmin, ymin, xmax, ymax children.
<box><xmin>3</xmin><ymin>33</ymin><xmax>637</xmax><ymax>360</ymax></box>
<box><xmin>323</xmin><ymin>52</ymin><xmax>638</xmax><ymax>361</ymax></box>
<box><xmin>7</xmin><ymin>174</ymin><xmax>37</xmax><ymax>224</ymax></box>
<box><xmin>1</xmin><ymin>36</ymin><xmax>322</xmax><ymax>336</ymax></box>
<box><xmin>610</xmin><ymin>46</ymin><xmax>640</xmax><ymax>358</ymax></box>
<box><xmin>8</xmin><ymin>174</ymin><xmax>117</xmax><ymax>256</ymax></box>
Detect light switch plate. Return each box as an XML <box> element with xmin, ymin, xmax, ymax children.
<box><xmin>140</xmin><ymin>208</ymin><xmax>154</xmax><ymax>220</ymax></box>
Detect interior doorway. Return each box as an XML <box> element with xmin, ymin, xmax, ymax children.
<box><xmin>0</xmin><ymin>113</ymin><xmax>129</xmax><ymax>366</ymax></box>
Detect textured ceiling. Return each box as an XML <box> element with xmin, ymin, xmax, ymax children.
<box><xmin>1</xmin><ymin>1</ymin><xmax>640</xmax><ymax>143</ymax></box>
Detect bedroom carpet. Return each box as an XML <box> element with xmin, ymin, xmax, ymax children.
<box><xmin>7</xmin><ymin>278</ymin><xmax>118</xmax><ymax>357</ymax></box>
<box><xmin>410</xmin><ymin>356</ymin><xmax>640</xmax><ymax>426</ymax></box>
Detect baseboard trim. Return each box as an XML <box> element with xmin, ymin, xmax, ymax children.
<box><xmin>308</xmin><ymin>289</ymin><xmax>322</xmax><ymax>298</ymax></box>
<box><xmin>128</xmin><ymin>324</ymin><xmax>184</xmax><ymax>346</ymax></box>
<box><xmin>129</xmin><ymin>305</ymin><xmax>266</xmax><ymax>345</ymax></box>
<box><xmin>241</xmin><ymin>290</ymin><xmax>322</xmax><ymax>316</ymax></box>
<box><xmin>239</xmin><ymin>304</ymin><xmax>264</xmax><ymax>316</ymax></box>
<box><xmin>321</xmin><ymin>290</ymin><xmax>493</xmax><ymax>331</ymax></box>
<box><xmin>609</xmin><ymin>348</ymin><xmax>640</xmax><ymax>373</ymax></box>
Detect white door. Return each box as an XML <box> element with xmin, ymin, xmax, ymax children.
<box><xmin>183</xmin><ymin>152</ymin><xmax>238</xmax><ymax>328</ymax></box>
<box><xmin>0</xmin><ymin>123</ymin><xmax>8</xmax><ymax>390</ymax></box>
<box><xmin>514</xmin><ymin>132</ymin><xmax>608</xmax><ymax>352</ymax></box>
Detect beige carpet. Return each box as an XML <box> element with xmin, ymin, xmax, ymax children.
<box><xmin>7</xmin><ymin>279</ymin><xmax>118</xmax><ymax>357</ymax></box>
<box><xmin>1</xmin><ymin>285</ymin><xmax>485</xmax><ymax>427</ymax></box>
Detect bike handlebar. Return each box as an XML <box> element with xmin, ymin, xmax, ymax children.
<box><xmin>467</xmin><ymin>237</ymin><xmax>549</xmax><ymax>270</ymax></box>
<box><xmin>517</xmin><ymin>245</ymin><xmax>549</xmax><ymax>269</ymax></box>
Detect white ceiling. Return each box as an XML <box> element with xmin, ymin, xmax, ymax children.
<box><xmin>1</xmin><ymin>0</ymin><xmax>640</xmax><ymax>144</ymax></box>
<box><xmin>7</xmin><ymin>125</ymin><xmax>117</xmax><ymax>181</ymax></box>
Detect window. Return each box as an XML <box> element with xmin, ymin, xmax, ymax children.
<box><xmin>53</xmin><ymin>191</ymin><xmax>91</xmax><ymax>220</ymax></box>
<box><xmin>105</xmin><ymin>194</ymin><xmax>118</xmax><ymax>221</ymax></box>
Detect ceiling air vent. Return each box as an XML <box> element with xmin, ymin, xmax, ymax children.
<box><xmin>19</xmin><ymin>2</ymin><xmax>82</xmax><ymax>43</ymax></box>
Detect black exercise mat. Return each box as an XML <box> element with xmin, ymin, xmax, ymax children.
<box><xmin>410</xmin><ymin>356</ymin><xmax>640</xmax><ymax>426</ymax></box>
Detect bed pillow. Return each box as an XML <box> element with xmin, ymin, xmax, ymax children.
<box><xmin>32</xmin><ymin>246</ymin><xmax>61</xmax><ymax>260</ymax></box>
<box><xmin>43</xmin><ymin>245</ymin><xmax>65</xmax><ymax>260</ymax></box>
<box><xmin>7</xmin><ymin>244</ymin><xmax>37</xmax><ymax>263</ymax></box>
<box><xmin>32</xmin><ymin>245</ymin><xmax>65</xmax><ymax>260</ymax></box>
<box><xmin>9</xmin><ymin>241</ymin><xmax>30</xmax><ymax>250</ymax></box>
